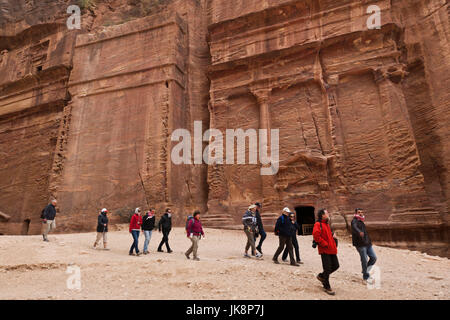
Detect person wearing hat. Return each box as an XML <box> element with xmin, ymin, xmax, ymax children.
<box><xmin>272</xmin><ymin>207</ymin><xmax>299</xmax><ymax>266</ymax></box>
<box><xmin>93</xmin><ymin>208</ymin><xmax>109</xmax><ymax>250</ymax></box>
<box><xmin>242</xmin><ymin>204</ymin><xmax>262</xmax><ymax>258</ymax></box>
<box><xmin>254</xmin><ymin>202</ymin><xmax>266</xmax><ymax>254</ymax></box>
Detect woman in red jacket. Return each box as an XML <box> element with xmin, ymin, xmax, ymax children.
<box><xmin>312</xmin><ymin>209</ymin><xmax>339</xmax><ymax>295</ymax></box>
<box><xmin>129</xmin><ymin>208</ymin><xmax>143</xmax><ymax>256</ymax></box>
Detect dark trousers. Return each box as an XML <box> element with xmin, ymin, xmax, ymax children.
<box><xmin>273</xmin><ymin>235</ymin><xmax>295</xmax><ymax>264</ymax></box>
<box><xmin>282</xmin><ymin>235</ymin><xmax>300</xmax><ymax>261</ymax></box>
<box><xmin>129</xmin><ymin>230</ymin><xmax>140</xmax><ymax>254</ymax></box>
<box><xmin>257</xmin><ymin>229</ymin><xmax>266</xmax><ymax>249</ymax></box>
<box><xmin>158</xmin><ymin>229</ymin><xmax>171</xmax><ymax>251</ymax></box>
<box><xmin>319</xmin><ymin>254</ymin><xmax>340</xmax><ymax>289</ymax></box>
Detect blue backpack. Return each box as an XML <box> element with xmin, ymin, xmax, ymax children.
<box><xmin>185</xmin><ymin>215</ymin><xmax>194</xmax><ymax>231</ymax></box>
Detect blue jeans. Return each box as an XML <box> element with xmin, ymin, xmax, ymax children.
<box><xmin>356</xmin><ymin>245</ymin><xmax>377</xmax><ymax>280</ymax></box>
<box><xmin>143</xmin><ymin>230</ymin><xmax>152</xmax><ymax>253</ymax></box>
<box><xmin>130</xmin><ymin>230</ymin><xmax>140</xmax><ymax>254</ymax></box>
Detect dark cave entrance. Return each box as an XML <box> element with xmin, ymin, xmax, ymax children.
<box><xmin>295</xmin><ymin>206</ymin><xmax>315</xmax><ymax>235</ymax></box>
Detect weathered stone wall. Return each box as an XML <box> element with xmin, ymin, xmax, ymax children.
<box><xmin>0</xmin><ymin>0</ymin><xmax>448</xmax><ymax>255</ymax></box>
<box><xmin>205</xmin><ymin>0</ymin><xmax>449</xmax><ymax>255</ymax></box>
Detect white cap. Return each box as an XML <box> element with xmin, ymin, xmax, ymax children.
<box><xmin>248</xmin><ymin>204</ymin><xmax>257</xmax><ymax>210</ymax></box>
<box><xmin>101</xmin><ymin>208</ymin><xmax>108</xmax><ymax>213</ymax></box>
<box><xmin>283</xmin><ymin>207</ymin><xmax>291</xmax><ymax>213</ymax></box>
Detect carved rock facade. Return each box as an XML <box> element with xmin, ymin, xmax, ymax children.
<box><xmin>0</xmin><ymin>0</ymin><xmax>448</xmax><ymax>256</ymax></box>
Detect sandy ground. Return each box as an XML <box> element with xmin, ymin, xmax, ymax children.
<box><xmin>0</xmin><ymin>227</ymin><xmax>449</xmax><ymax>300</ymax></box>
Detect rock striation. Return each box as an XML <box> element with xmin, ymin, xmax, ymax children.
<box><xmin>0</xmin><ymin>0</ymin><xmax>448</xmax><ymax>256</ymax></box>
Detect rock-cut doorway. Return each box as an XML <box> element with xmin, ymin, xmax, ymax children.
<box><xmin>295</xmin><ymin>206</ymin><xmax>315</xmax><ymax>235</ymax></box>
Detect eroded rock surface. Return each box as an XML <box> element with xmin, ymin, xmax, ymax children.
<box><xmin>0</xmin><ymin>0</ymin><xmax>448</xmax><ymax>256</ymax></box>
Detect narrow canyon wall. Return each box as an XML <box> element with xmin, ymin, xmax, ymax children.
<box><xmin>0</xmin><ymin>0</ymin><xmax>448</xmax><ymax>255</ymax></box>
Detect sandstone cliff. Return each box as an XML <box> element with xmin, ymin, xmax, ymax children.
<box><xmin>0</xmin><ymin>0</ymin><xmax>448</xmax><ymax>256</ymax></box>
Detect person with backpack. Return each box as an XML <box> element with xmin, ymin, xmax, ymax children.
<box><xmin>272</xmin><ymin>207</ymin><xmax>299</xmax><ymax>266</ymax></box>
<box><xmin>142</xmin><ymin>209</ymin><xmax>156</xmax><ymax>255</ymax></box>
<box><xmin>351</xmin><ymin>208</ymin><xmax>377</xmax><ymax>283</ymax></box>
<box><xmin>254</xmin><ymin>202</ymin><xmax>266</xmax><ymax>254</ymax></box>
<box><xmin>313</xmin><ymin>209</ymin><xmax>339</xmax><ymax>295</ymax></box>
<box><xmin>129</xmin><ymin>208</ymin><xmax>143</xmax><ymax>256</ymax></box>
<box><xmin>93</xmin><ymin>208</ymin><xmax>109</xmax><ymax>250</ymax></box>
<box><xmin>41</xmin><ymin>199</ymin><xmax>57</xmax><ymax>242</ymax></box>
<box><xmin>157</xmin><ymin>208</ymin><xmax>173</xmax><ymax>253</ymax></box>
<box><xmin>242</xmin><ymin>205</ymin><xmax>262</xmax><ymax>258</ymax></box>
<box><xmin>185</xmin><ymin>210</ymin><xmax>205</xmax><ymax>261</ymax></box>
<box><xmin>282</xmin><ymin>212</ymin><xmax>303</xmax><ymax>264</ymax></box>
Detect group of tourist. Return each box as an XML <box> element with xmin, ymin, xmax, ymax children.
<box><xmin>40</xmin><ymin>200</ymin><xmax>377</xmax><ymax>296</ymax></box>
<box><xmin>241</xmin><ymin>203</ymin><xmax>376</xmax><ymax>295</ymax></box>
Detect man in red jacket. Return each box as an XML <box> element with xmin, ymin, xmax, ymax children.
<box><xmin>185</xmin><ymin>210</ymin><xmax>205</xmax><ymax>261</ymax></box>
<box><xmin>129</xmin><ymin>208</ymin><xmax>143</xmax><ymax>256</ymax></box>
<box><xmin>313</xmin><ymin>209</ymin><xmax>339</xmax><ymax>295</ymax></box>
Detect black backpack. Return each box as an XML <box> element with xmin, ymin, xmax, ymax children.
<box><xmin>312</xmin><ymin>222</ymin><xmax>338</xmax><ymax>248</ymax></box>
<box><xmin>40</xmin><ymin>207</ymin><xmax>46</xmax><ymax>219</ymax></box>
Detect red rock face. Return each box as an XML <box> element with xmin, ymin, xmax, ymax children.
<box><xmin>0</xmin><ymin>0</ymin><xmax>448</xmax><ymax>255</ymax></box>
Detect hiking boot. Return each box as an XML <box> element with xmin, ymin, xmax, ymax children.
<box><xmin>129</xmin><ymin>252</ymin><xmax>135</xmax><ymax>256</ymax></box>
<box><xmin>296</xmin><ymin>259</ymin><xmax>303</xmax><ymax>264</ymax></box>
<box><xmin>136</xmin><ymin>252</ymin><xmax>142</xmax><ymax>256</ymax></box>
<box><xmin>157</xmin><ymin>249</ymin><xmax>163</xmax><ymax>252</ymax></box>
<box><xmin>193</xmin><ymin>257</ymin><xmax>200</xmax><ymax>261</ymax></box>
<box><xmin>290</xmin><ymin>263</ymin><xmax>300</xmax><ymax>267</ymax></box>
<box><xmin>323</xmin><ymin>288</ymin><xmax>335</xmax><ymax>295</ymax></box>
<box><xmin>168</xmin><ymin>249</ymin><xmax>173</xmax><ymax>253</ymax></box>
<box><xmin>185</xmin><ymin>253</ymin><xmax>190</xmax><ymax>260</ymax></box>
<box><xmin>316</xmin><ymin>274</ymin><xmax>326</xmax><ymax>285</ymax></box>
<box><xmin>143</xmin><ymin>251</ymin><xmax>148</xmax><ymax>255</ymax></box>
<box><xmin>272</xmin><ymin>258</ymin><xmax>280</xmax><ymax>264</ymax></box>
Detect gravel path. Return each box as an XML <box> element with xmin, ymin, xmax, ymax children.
<box><xmin>0</xmin><ymin>227</ymin><xmax>448</xmax><ymax>300</ymax></box>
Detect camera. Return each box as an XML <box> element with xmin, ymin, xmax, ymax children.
<box><xmin>312</xmin><ymin>240</ymin><xmax>318</xmax><ymax>248</ymax></box>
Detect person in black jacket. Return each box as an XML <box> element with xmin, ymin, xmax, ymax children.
<box><xmin>93</xmin><ymin>208</ymin><xmax>109</xmax><ymax>250</ymax></box>
<box><xmin>41</xmin><ymin>199</ymin><xmax>57</xmax><ymax>242</ymax></box>
<box><xmin>157</xmin><ymin>208</ymin><xmax>173</xmax><ymax>253</ymax></box>
<box><xmin>351</xmin><ymin>208</ymin><xmax>377</xmax><ymax>282</ymax></box>
<box><xmin>242</xmin><ymin>205</ymin><xmax>262</xmax><ymax>258</ymax></box>
<box><xmin>272</xmin><ymin>207</ymin><xmax>300</xmax><ymax>266</ymax></box>
<box><xmin>142</xmin><ymin>209</ymin><xmax>156</xmax><ymax>254</ymax></box>
<box><xmin>254</xmin><ymin>202</ymin><xmax>266</xmax><ymax>254</ymax></box>
<box><xmin>282</xmin><ymin>212</ymin><xmax>303</xmax><ymax>264</ymax></box>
